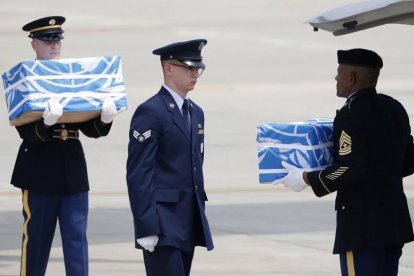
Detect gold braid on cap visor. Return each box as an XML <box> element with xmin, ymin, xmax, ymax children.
<box><xmin>29</xmin><ymin>25</ymin><xmax>62</xmax><ymax>33</ymax></box>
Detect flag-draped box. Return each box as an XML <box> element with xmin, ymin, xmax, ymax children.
<box><xmin>2</xmin><ymin>55</ymin><xmax>127</xmax><ymax>126</ymax></box>
<box><xmin>256</xmin><ymin>118</ymin><xmax>334</xmax><ymax>184</ymax></box>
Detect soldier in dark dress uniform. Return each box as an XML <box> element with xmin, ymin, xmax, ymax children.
<box><xmin>13</xmin><ymin>16</ymin><xmax>118</xmax><ymax>276</ymax></box>
<box><xmin>279</xmin><ymin>48</ymin><xmax>414</xmax><ymax>276</ymax></box>
<box><xmin>126</xmin><ymin>39</ymin><xmax>214</xmax><ymax>276</ymax></box>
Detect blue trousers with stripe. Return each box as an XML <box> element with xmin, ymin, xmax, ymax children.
<box><xmin>20</xmin><ymin>190</ymin><xmax>89</xmax><ymax>276</ymax></box>
<box><xmin>340</xmin><ymin>246</ymin><xmax>403</xmax><ymax>276</ymax></box>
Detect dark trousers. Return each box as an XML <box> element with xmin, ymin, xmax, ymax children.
<box><xmin>340</xmin><ymin>246</ymin><xmax>403</xmax><ymax>276</ymax></box>
<box><xmin>143</xmin><ymin>246</ymin><xmax>195</xmax><ymax>276</ymax></box>
<box><xmin>20</xmin><ymin>190</ymin><xmax>89</xmax><ymax>276</ymax></box>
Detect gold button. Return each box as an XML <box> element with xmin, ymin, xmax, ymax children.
<box><xmin>61</xmin><ymin>129</ymin><xmax>68</xmax><ymax>140</ymax></box>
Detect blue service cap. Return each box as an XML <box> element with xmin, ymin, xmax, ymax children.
<box><xmin>22</xmin><ymin>16</ymin><xmax>65</xmax><ymax>41</ymax></box>
<box><xmin>152</xmin><ymin>39</ymin><xmax>207</xmax><ymax>68</ymax></box>
<box><xmin>337</xmin><ymin>48</ymin><xmax>383</xmax><ymax>69</ymax></box>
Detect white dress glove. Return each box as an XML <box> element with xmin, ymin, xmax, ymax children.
<box><xmin>43</xmin><ymin>98</ymin><xmax>63</xmax><ymax>126</ymax></box>
<box><xmin>100</xmin><ymin>98</ymin><xmax>117</xmax><ymax>124</ymax></box>
<box><xmin>274</xmin><ymin>161</ymin><xmax>308</xmax><ymax>192</ymax></box>
<box><xmin>137</xmin><ymin>235</ymin><xmax>159</xmax><ymax>252</ymax></box>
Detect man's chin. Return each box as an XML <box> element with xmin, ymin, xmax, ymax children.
<box><xmin>336</xmin><ymin>90</ymin><xmax>345</xmax><ymax>98</ymax></box>
<box><xmin>49</xmin><ymin>53</ymin><xmax>60</xmax><ymax>59</ymax></box>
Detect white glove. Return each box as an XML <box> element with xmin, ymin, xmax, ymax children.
<box><xmin>100</xmin><ymin>98</ymin><xmax>117</xmax><ymax>124</ymax></box>
<box><xmin>43</xmin><ymin>98</ymin><xmax>63</xmax><ymax>126</ymax></box>
<box><xmin>274</xmin><ymin>161</ymin><xmax>308</xmax><ymax>192</ymax></box>
<box><xmin>137</xmin><ymin>235</ymin><xmax>159</xmax><ymax>252</ymax></box>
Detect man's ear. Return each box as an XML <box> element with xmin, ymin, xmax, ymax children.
<box><xmin>31</xmin><ymin>39</ymin><xmax>36</xmax><ymax>51</ymax></box>
<box><xmin>349</xmin><ymin>71</ymin><xmax>357</xmax><ymax>84</ymax></box>
<box><xmin>163</xmin><ymin>63</ymin><xmax>173</xmax><ymax>77</ymax></box>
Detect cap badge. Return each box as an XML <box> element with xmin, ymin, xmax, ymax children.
<box><xmin>199</xmin><ymin>42</ymin><xmax>205</xmax><ymax>50</ymax></box>
<box><xmin>49</xmin><ymin>19</ymin><xmax>56</xmax><ymax>25</ymax></box>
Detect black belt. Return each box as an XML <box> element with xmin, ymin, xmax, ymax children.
<box><xmin>53</xmin><ymin>129</ymin><xmax>79</xmax><ymax>140</ymax></box>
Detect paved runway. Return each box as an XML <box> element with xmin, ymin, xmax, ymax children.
<box><xmin>1</xmin><ymin>0</ymin><xmax>414</xmax><ymax>275</ymax></box>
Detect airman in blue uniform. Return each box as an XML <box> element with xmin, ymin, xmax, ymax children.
<box><xmin>126</xmin><ymin>39</ymin><xmax>214</xmax><ymax>276</ymax></box>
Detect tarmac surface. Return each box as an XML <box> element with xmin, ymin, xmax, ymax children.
<box><xmin>1</xmin><ymin>0</ymin><xmax>414</xmax><ymax>275</ymax></box>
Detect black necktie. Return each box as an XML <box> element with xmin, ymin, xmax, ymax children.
<box><xmin>182</xmin><ymin>99</ymin><xmax>191</xmax><ymax>134</ymax></box>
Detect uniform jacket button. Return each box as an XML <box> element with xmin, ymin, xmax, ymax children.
<box><xmin>342</xmin><ymin>206</ymin><xmax>346</xmax><ymax>210</ymax></box>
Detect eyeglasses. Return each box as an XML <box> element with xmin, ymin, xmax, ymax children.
<box><xmin>169</xmin><ymin>63</ymin><xmax>205</xmax><ymax>77</ymax></box>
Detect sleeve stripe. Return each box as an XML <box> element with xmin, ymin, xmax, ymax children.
<box><xmin>35</xmin><ymin>122</ymin><xmax>46</xmax><ymax>142</ymax></box>
<box><xmin>318</xmin><ymin>170</ymin><xmax>331</xmax><ymax>193</ymax></box>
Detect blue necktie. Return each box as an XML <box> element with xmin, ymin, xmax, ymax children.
<box><xmin>182</xmin><ymin>99</ymin><xmax>191</xmax><ymax>134</ymax></box>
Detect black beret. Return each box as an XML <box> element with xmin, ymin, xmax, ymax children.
<box><xmin>153</xmin><ymin>39</ymin><xmax>207</xmax><ymax>68</ymax></box>
<box><xmin>337</xmin><ymin>48</ymin><xmax>383</xmax><ymax>69</ymax></box>
<box><xmin>22</xmin><ymin>16</ymin><xmax>65</xmax><ymax>41</ymax></box>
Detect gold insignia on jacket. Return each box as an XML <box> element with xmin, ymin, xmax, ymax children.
<box><xmin>339</xmin><ymin>131</ymin><xmax>352</xmax><ymax>155</ymax></box>
<box><xmin>325</xmin><ymin>166</ymin><xmax>349</xmax><ymax>180</ymax></box>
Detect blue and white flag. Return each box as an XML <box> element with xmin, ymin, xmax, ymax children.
<box><xmin>257</xmin><ymin>118</ymin><xmax>334</xmax><ymax>184</ymax></box>
<box><xmin>2</xmin><ymin>55</ymin><xmax>127</xmax><ymax>125</ymax></box>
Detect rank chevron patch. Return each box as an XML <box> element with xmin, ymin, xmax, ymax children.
<box><xmin>133</xmin><ymin>130</ymin><xmax>151</xmax><ymax>143</ymax></box>
<box><xmin>339</xmin><ymin>130</ymin><xmax>352</xmax><ymax>155</ymax></box>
